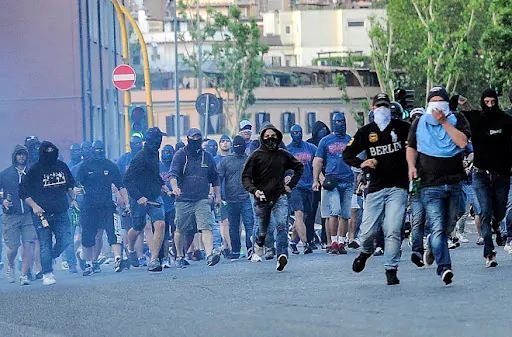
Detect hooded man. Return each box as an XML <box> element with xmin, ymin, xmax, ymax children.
<box><xmin>19</xmin><ymin>141</ymin><xmax>78</xmax><ymax>286</ymax></box>
<box><xmin>242</xmin><ymin>125</ymin><xmax>304</xmax><ymax>272</ymax></box>
<box><xmin>77</xmin><ymin>140</ymin><xmax>129</xmax><ymax>275</ymax></box>
<box><xmin>81</xmin><ymin>141</ymin><xmax>93</xmax><ymax>161</ymax></box>
<box><xmin>312</xmin><ymin>112</ymin><xmax>354</xmax><ymax>255</ymax></box>
<box><xmin>0</xmin><ymin>145</ymin><xmax>37</xmax><ymax>285</ymax></box>
<box><xmin>116</xmin><ymin>135</ymin><xmax>143</xmax><ymax>178</ymax></box>
<box><xmin>67</xmin><ymin>143</ymin><xmax>82</xmax><ymax>169</ymax></box>
<box><xmin>249</xmin><ymin>122</ymin><xmax>287</xmax><ymax>154</ymax></box>
<box><xmin>218</xmin><ymin>136</ymin><xmax>254</xmax><ymax>260</ymax></box>
<box><xmin>286</xmin><ymin>124</ymin><xmax>318</xmax><ymax>254</ymax></box>
<box><xmin>159</xmin><ymin>144</ymin><xmax>175</xmax><ymax>268</ymax></box>
<box><xmin>407</xmin><ymin>86</ymin><xmax>471</xmax><ymax>285</ymax></box>
<box><xmin>306</xmin><ymin>121</ymin><xmax>330</xmax><ymax>147</ymax></box>
<box><xmin>169</xmin><ymin>128</ymin><xmax>222</xmax><ymax>268</ymax></box>
<box><xmin>206</xmin><ymin>139</ymin><xmax>218</xmax><ymax>158</ymax></box>
<box><xmin>463</xmin><ymin>88</ymin><xmax>512</xmax><ymax>264</ymax></box>
<box><xmin>24</xmin><ymin>136</ymin><xmax>41</xmax><ymax>168</ymax></box>
<box><xmin>124</xmin><ymin>127</ymin><xmax>173</xmax><ymax>272</ymax></box>
<box><xmin>344</xmin><ymin>93</ymin><xmax>411</xmax><ymax>285</ymax></box>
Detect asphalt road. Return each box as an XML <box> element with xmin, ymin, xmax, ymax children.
<box><xmin>0</xmin><ymin>230</ymin><xmax>510</xmax><ymax>337</ymax></box>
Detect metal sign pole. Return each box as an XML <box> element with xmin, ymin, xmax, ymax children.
<box><xmin>204</xmin><ymin>94</ymin><xmax>209</xmax><ymax>139</ymax></box>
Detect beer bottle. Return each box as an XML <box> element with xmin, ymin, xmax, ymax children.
<box><xmin>40</xmin><ymin>215</ymin><xmax>50</xmax><ymax>228</ymax></box>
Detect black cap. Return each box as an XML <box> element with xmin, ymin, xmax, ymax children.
<box><xmin>372</xmin><ymin>93</ymin><xmax>391</xmax><ymax>107</ymax></box>
<box><xmin>427</xmin><ymin>86</ymin><xmax>449</xmax><ymax>102</ymax></box>
<box><xmin>146</xmin><ymin>127</ymin><xmax>167</xmax><ymax>138</ymax></box>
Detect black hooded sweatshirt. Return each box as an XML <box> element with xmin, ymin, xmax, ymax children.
<box><xmin>242</xmin><ymin>126</ymin><xmax>304</xmax><ymax>202</ymax></box>
<box><xmin>307</xmin><ymin>121</ymin><xmax>330</xmax><ymax>147</ymax></box>
<box><xmin>0</xmin><ymin>145</ymin><xmax>30</xmax><ymax>214</ymax></box>
<box><xmin>19</xmin><ymin>141</ymin><xmax>75</xmax><ymax>214</ymax></box>
<box><xmin>463</xmin><ymin>88</ymin><xmax>512</xmax><ymax>175</ymax></box>
<box><xmin>123</xmin><ymin>145</ymin><xmax>164</xmax><ymax>201</ymax></box>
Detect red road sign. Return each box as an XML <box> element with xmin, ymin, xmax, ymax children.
<box><xmin>112</xmin><ymin>64</ymin><xmax>136</xmax><ymax>91</ymax></box>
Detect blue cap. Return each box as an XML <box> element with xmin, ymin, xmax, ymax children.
<box><xmin>220</xmin><ymin>134</ymin><xmax>231</xmax><ymax>142</ymax></box>
<box><xmin>187</xmin><ymin>128</ymin><xmax>202</xmax><ymax>138</ymax></box>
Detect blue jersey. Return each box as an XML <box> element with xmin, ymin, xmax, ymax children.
<box><xmin>286</xmin><ymin>141</ymin><xmax>317</xmax><ymax>191</ymax></box>
<box><xmin>315</xmin><ymin>133</ymin><xmax>354</xmax><ymax>183</ymax></box>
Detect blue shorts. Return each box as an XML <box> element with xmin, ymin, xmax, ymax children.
<box><xmin>289</xmin><ymin>187</ymin><xmax>313</xmax><ymax>213</ymax></box>
<box><xmin>220</xmin><ymin>204</ymin><xmax>229</xmax><ymax>221</ymax></box>
<box><xmin>320</xmin><ymin>181</ymin><xmax>354</xmax><ymax>220</ymax></box>
<box><xmin>131</xmin><ymin>197</ymin><xmax>166</xmax><ymax>231</ymax></box>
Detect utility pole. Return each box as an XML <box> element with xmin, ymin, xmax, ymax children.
<box><xmin>173</xmin><ymin>0</ymin><xmax>181</xmax><ymax>141</ymax></box>
<box><xmin>196</xmin><ymin>0</ymin><xmax>203</xmax><ymax>96</ymax></box>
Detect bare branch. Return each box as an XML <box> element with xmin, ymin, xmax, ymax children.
<box><xmin>411</xmin><ymin>0</ymin><xmax>428</xmax><ymax>28</ymax></box>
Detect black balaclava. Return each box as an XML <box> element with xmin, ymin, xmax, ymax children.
<box><xmin>206</xmin><ymin>139</ymin><xmax>218</xmax><ymax>157</ymax></box>
<box><xmin>232</xmin><ymin>136</ymin><xmax>246</xmax><ymax>156</ymax></box>
<box><xmin>145</xmin><ymin>127</ymin><xmax>165</xmax><ymax>152</ymax></box>
<box><xmin>161</xmin><ymin>144</ymin><xmax>175</xmax><ymax>165</ymax></box>
<box><xmin>130</xmin><ymin>136</ymin><xmax>143</xmax><ymax>154</ymax></box>
<box><xmin>187</xmin><ymin>128</ymin><xmax>203</xmax><ymax>157</ymax></box>
<box><xmin>92</xmin><ymin>140</ymin><xmax>105</xmax><ymax>160</ymax></box>
<box><xmin>39</xmin><ymin>141</ymin><xmax>59</xmax><ymax>166</ymax></box>
<box><xmin>480</xmin><ymin>88</ymin><xmax>500</xmax><ymax>113</ymax></box>
<box><xmin>176</xmin><ymin>142</ymin><xmax>185</xmax><ymax>152</ymax></box>
<box><xmin>70</xmin><ymin>143</ymin><xmax>82</xmax><ymax>164</ymax></box>
<box><xmin>260</xmin><ymin>127</ymin><xmax>282</xmax><ymax>152</ymax></box>
<box><xmin>290</xmin><ymin>124</ymin><xmax>303</xmax><ymax>146</ymax></box>
<box><xmin>81</xmin><ymin>141</ymin><xmax>93</xmax><ymax>160</ymax></box>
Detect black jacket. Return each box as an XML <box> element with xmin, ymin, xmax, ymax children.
<box><xmin>19</xmin><ymin>141</ymin><xmax>75</xmax><ymax>214</ymax></box>
<box><xmin>0</xmin><ymin>145</ymin><xmax>30</xmax><ymax>214</ymax></box>
<box><xmin>463</xmin><ymin>89</ymin><xmax>512</xmax><ymax>175</ymax></box>
<box><xmin>242</xmin><ymin>126</ymin><xmax>304</xmax><ymax>202</ymax></box>
<box><xmin>306</xmin><ymin>121</ymin><xmax>330</xmax><ymax>146</ymax></box>
<box><xmin>123</xmin><ymin>146</ymin><xmax>164</xmax><ymax>201</ymax></box>
<box><xmin>77</xmin><ymin>157</ymin><xmax>123</xmax><ymax>209</ymax></box>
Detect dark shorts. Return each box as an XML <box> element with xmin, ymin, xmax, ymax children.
<box><xmin>131</xmin><ymin>197</ymin><xmax>166</xmax><ymax>231</ymax></box>
<box><xmin>220</xmin><ymin>204</ymin><xmax>229</xmax><ymax>222</ymax></box>
<box><xmin>289</xmin><ymin>188</ymin><xmax>313</xmax><ymax>213</ymax></box>
<box><xmin>81</xmin><ymin>207</ymin><xmax>122</xmax><ymax>247</ymax></box>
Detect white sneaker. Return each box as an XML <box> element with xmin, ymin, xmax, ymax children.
<box><xmin>6</xmin><ymin>265</ymin><xmax>15</xmax><ymax>283</ymax></box>
<box><xmin>457</xmin><ymin>232</ymin><xmax>469</xmax><ymax>244</ymax></box>
<box><xmin>20</xmin><ymin>274</ymin><xmax>30</xmax><ymax>286</ymax></box>
<box><xmin>61</xmin><ymin>261</ymin><xmax>69</xmax><ymax>270</ymax></box>
<box><xmin>486</xmin><ymin>253</ymin><xmax>498</xmax><ymax>268</ymax></box>
<box><xmin>162</xmin><ymin>258</ymin><xmax>171</xmax><ymax>269</ymax></box>
<box><xmin>254</xmin><ymin>242</ymin><xmax>264</xmax><ymax>257</ymax></box>
<box><xmin>504</xmin><ymin>242</ymin><xmax>512</xmax><ymax>253</ymax></box>
<box><xmin>42</xmin><ymin>273</ymin><xmax>56</xmax><ymax>285</ymax></box>
<box><xmin>448</xmin><ymin>238</ymin><xmax>456</xmax><ymax>249</ymax></box>
<box><xmin>251</xmin><ymin>253</ymin><xmax>262</xmax><ymax>263</ymax></box>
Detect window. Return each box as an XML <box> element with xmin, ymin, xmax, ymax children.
<box><xmin>307</xmin><ymin>112</ymin><xmax>316</xmax><ymax>134</ymax></box>
<box><xmin>285</xmin><ymin>25</ymin><xmax>291</xmax><ymax>34</ymax></box>
<box><xmin>271</xmin><ymin>56</ymin><xmax>281</xmax><ymax>67</ymax></box>
<box><xmin>348</xmin><ymin>21</ymin><xmax>365</xmax><ymax>27</ymax></box>
<box><xmin>281</xmin><ymin>112</ymin><xmax>295</xmax><ymax>133</ymax></box>
<box><xmin>255</xmin><ymin>112</ymin><xmax>271</xmax><ymax>133</ymax></box>
<box><xmin>166</xmin><ymin>115</ymin><xmax>190</xmax><ymax>137</ymax></box>
<box><xmin>285</xmin><ymin>60</ymin><xmax>290</xmax><ymax>67</ymax></box>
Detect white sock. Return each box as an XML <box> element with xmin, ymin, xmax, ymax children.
<box><xmin>86</xmin><ymin>260</ymin><xmax>93</xmax><ymax>266</ymax></box>
<box><xmin>331</xmin><ymin>236</ymin><xmax>338</xmax><ymax>243</ymax></box>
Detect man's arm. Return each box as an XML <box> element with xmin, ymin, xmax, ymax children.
<box><xmin>343</xmin><ymin>131</ymin><xmax>365</xmax><ymax>168</ymax></box>
<box><xmin>285</xmin><ymin>153</ymin><xmax>304</xmax><ymax>191</ymax></box>
<box><xmin>241</xmin><ymin>155</ymin><xmax>257</xmax><ymax>195</ymax></box>
<box><xmin>123</xmin><ymin>153</ymin><xmax>145</xmax><ymax>201</ymax></box>
<box><xmin>406</xmin><ymin>147</ymin><xmax>419</xmax><ymax>181</ymax></box>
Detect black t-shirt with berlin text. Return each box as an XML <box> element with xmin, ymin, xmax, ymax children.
<box><xmin>407</xmin><ymin>112</ymin><xmax>471</xmax><ymax>188</ymax></box>
<box><xmin>343</xmin><ymin>119</ymin><xmax>410</xmax><ymax>194</ymax></box>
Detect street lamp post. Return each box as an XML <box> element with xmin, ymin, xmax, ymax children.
<box><xmin>173</xmin><ymin>0</ymin><xmax>181</xmax><ymax>141</ymax></box>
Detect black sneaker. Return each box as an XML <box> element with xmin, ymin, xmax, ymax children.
<box><xmin>148</xmin><ymin>259</ymin><xmax>163</xmax><ymax>272</ymax></box>
<box><xmin>265</xmin><ymin>248</ymin><xmax>276</xmax><ymax>260</ymax></box>
<box><xmin>207</xmin><ymin>253</ymin><xmax>221</xmax><ymax>266</ymax></box>
<box><xmin>385</xmin><ymin>269</ymin><xmax>400</xmax><ymax>285</ymax></box>
<box><xmin>92</xmin><ymin>262</ymin><xmax>101</xmax><ymax>274</ymax></box>
<box><xmin>114</xmin><ymin>258</ymin><xmax>123</xmax><ymax>273</ymax></box>
<box><xmin>303</xmin><ymin>245</ymin><xmax>313</xmax><ymax>254</ymax></box>
<box><xmin>276</xmin><ymin>254</ymin><xmax>288</xmax><ymax>272</ymax></box>
<box><xmin>35</xmin><ymin>271</ymin><xmax>43</xmax><ymax>280</ymax></box>
<box><xmin>310</xmin><ymin>243</ymin><xmax>318</xmax><ymax>250</ymax></box>
<box><xmin>441</xmin><ymin>269</ymin><xmax>454</xmax><ymax>285</ymax></box>
<box><xmin>222</xmin><ymin>248</ymin><xmax>232</xmax><ymax>260</ymax></box>
<box><xmin>128</xmin><ymin>251</ymin><xmax>139</xmax><ymax>267</ymax></box>
<box><xmin>411</xmin><ymin>252</ymin><xmax>425</xmax><ymax>268</ymax></box>
<box><xmin>83</xmin><ymin>264</ymin><xmax>93</xmax><ymax>276</ymax></box>
<box><xmin>338</xmin><ymin>243</ymin><xmax>348</xmax><ymax>255</ymax></box>
<box><xmin>176</xmin><ymin>257</ymin><xmax>187</xmax><ymax>269</ymax></box>
<box><xmin>348</xmin><ymin>241</ymin><xmax>360</xmax><ymax>249</ymax></box>
<box><xmin>352</xmin><ymin>252</ymin><xmax>372</xmax><ymax>273</ymax></box>
<box><xmin>290</xmin><ymin>243</ymin><xmax>299</xmax><ymax>255</ymax></box>
<box><xmin>247</xmin><ymin>247</ymin><xmax>254</xmax><ymax>261</ymax></box>
<box><xmin>183</xmin><ymin>258</ymin><xmax>190</xmax><ymax>266</ymax></box>
<box><xmin>496</xmin><ymin>233</ymin><xmax>505</xmax><ymax>247</ymax></box>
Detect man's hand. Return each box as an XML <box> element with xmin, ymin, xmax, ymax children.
<box><xmin>116</xmin><ymin>198</ymin><xmax>126</xmax><ymax>209</ymax></box>
<box><xmin>255</xmin><ymin>190</ymin><xmax>265</xmax><ymax>199</ymax></box>
<box><xmin>137</xmin><ymin>197</ymin><xmax>148</xmax><ymax>206</ymax></box>
<box><xmin>312</xmin><ymin>181</ymin><xmax>321</xmax><ymax>192</ymax></box>
<box><xmin>408</xmin><ymin>166</ymin><xmax>418</xmax><ymax>181</ymax></box>
<box><xmin>284</xmin><ymin>176</ymin><xmax>291</xmax><ymax>185</ymax></box>
<box><xmin>32</xmin><ymin>204</ymin><xmax>45</xmax><ymax>217</ymax></box>
<box><xmin>172</xmin><ymin>187</ymin><xmax>181</xmax><ymax>196</ymax></box>
<box><xmin>123</xmin><ymin>204</ymin><xmax>131</xmax><ymax>215</ymax></box>
<box><xmin>2</xmin><ymin>199</ymin><xmax>12</xmax><ymax>209</ymax></box>
<box><xmin>361</xmin><ymin>159</ymin><xmax>378</xmax><ymax>170</ymax></box>
<box><xmin>70</xmin><ymin>200</ymin><xmax>80</xmax><ymax>211</ymax></box>
<box><xmin>285</xmin><ymin>185</ymin><xmax>292</xmax><ymax>193</ymax></box>
<box><xmin>214</xmin><ymin>195</ymin><xmax>221</xmax><ymax>207</ymax></box>
<box><xmin>432</xmin><ymin>109</ymin><xmax>448</xmax><ymax>124</ymax></box>
<box><xmin>73</xmin><ymin>187</ymin><xmax>82</xmax><ymax>195</ymax></box>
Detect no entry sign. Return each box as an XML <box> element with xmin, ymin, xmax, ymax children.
<box><xmin>112</xmin><ymin>64</ymin><xmax>136</xmax><ymax>90</ymax></box>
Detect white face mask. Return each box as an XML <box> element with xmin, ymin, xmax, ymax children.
<box><xmin>373</xmin><ymin>106</ymin><xmax>391</xmax><ymax>131</ymax></box>
<box><xmin>426</xmin><ymin>101</ymin><xmax>450</xmax><ymax>116</ymax></box>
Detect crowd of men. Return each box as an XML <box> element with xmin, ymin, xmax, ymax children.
<box><xmin>1</xmin><ymin>85</ymin><xmax>512</xmax><ymax>286</ymax></box>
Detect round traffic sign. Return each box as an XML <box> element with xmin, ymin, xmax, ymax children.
<box><xmin>195</xmin><ymin>93</ymin><xmax>221</xmax><ymax>116</ymax></box>
<box><xmin>112</xmin><ymin>64</ymin><xmax>136</xmax><ymax>91</ymax></box>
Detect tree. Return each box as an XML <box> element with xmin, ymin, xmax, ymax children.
<box><xmin>482</xmin><ymin>0</ymin><xmax>512</xmax><ymax>101</ymax></box>
<box><xmin>369</xmin><ymin>0</ymin><xmax>492</xmax><ymax>104</ymax></box>
<box><xmin>178</xmin><ymin>4</ymin><xmax>269</xmax><ymax>134</ymax></box>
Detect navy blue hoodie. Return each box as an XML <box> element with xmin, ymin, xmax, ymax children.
<box><xmin>0</xmin><ymin>145</ymin><xmax>30</xmax><ymax>215</ymax></box>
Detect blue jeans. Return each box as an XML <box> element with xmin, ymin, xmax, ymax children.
<box><xmin>359</xmin><ymin>187</ymin><xmax>408</xmax><ymax>270</ymax></box>
<box><xmin>472</xmin><ymin>170</ymin><xmax>510</xmax><ymax>257</ymax></box>
<box><xmin>421</xmin><ymin>183</ymin><xmax>462</xmax><ymax>275</ymax></box>
<box><xmin>505</xmin><ymin>183</ymin><xmax>512</xmax><ymax>237</ymax></box>
<box><xmin>250</xmin><ymin>195</ymin><xmax>275</xmax><ymax>249</ymax></box>
<box><xmin>212</xmin><ymin>222</ymin><xmax>222</xmax><ymax>250</ymax></box>
<box><xmin>227</xmin><ymin>199</ymin><xmax>254</xmax><ymax>257</ymax></box>
<box><xmin>33</xmin><ymin>212</ymin><xmax>72</xmax><ymax>274</ymax></box>
<box><xmin>253</xmin><ymin>195</ymin><xmax>289</xmax><ymax>257</ymax></box>
<box><xmin>410</xmin><ymin>193</ymin><xmax>426</xmax><ymax>253</ymax></box>
<box><xmin>62</xmin><ymin>210</ymin><xmax>77</xmax><ymax>266</ymax></box>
